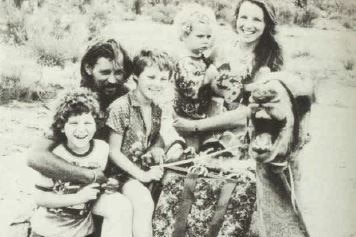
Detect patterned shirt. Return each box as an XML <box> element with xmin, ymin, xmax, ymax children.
<box><xmin>106</xmin><ymin>92</ymin><xmax>162</xmax><ymax>171</ymax></box>
<box><xmin>174</xmin><ymin>55</ymin><xmax>214</xmax><ymax>119</ymax></box>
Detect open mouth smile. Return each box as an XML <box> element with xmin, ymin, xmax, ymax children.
<box><xmin>74</xmin><ymin>134</ymin><xmax>88</xmax><ymax>140</ymax></box>
<box><xmin>251</xmin><ymin>110</ymin><xmax>286</xmax><ymax>155</ymax></box>
<box><xmin>240</xmin><ymin>27</ymin><xmax>257</xmax><ymax>35</ymax></box>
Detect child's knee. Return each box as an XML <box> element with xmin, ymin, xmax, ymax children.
<box><xmin>123</xmin><ymin>180</ymin><xmax>154</xmax><ymax>213</ymax></box>
<box><xmin>94</xmin><ymin>193</ymin><xmax>133</xmax><ymax>219</ymax></box>
<box><xmin>109</xmin><ymin>193</ymin><xmax>133</xmax><ymax>217</ymax></box>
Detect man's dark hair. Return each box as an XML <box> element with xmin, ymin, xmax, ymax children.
<box><xmin>80</xmin><ymin>39</ymin><xmax>133</xmax><ymax>91</ymax></box>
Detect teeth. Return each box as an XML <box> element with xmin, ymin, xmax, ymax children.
<box><xmin>255</xmin><ymin>110</ymin><xmax>271</xmax><ymax>120</ymax></box>
<box><xmin>252</xmin><ymin>133</ymin><xmax>272</xmax><ymax>152</ymax></box>
<box><xmin>74</xmin><ymin>135</ymin><xmax>87</xmax><ymax>139</ymax></box>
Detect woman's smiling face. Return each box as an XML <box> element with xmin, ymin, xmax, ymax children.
<box><xmin>236</xmin><ymin>1</ymin><xmax>266</xmax><ymax>45</ymax></box>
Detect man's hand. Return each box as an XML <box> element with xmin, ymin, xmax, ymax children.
<box><xmin>91</xmin><ymin>169</ymin><xmax>107</xmax><ymax>184</ymax></box>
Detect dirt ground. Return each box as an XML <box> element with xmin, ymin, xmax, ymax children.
<box><xmin>0</xmin><ymin>22</ymin><xmax>355</xmax><ymax>237</ymax></box>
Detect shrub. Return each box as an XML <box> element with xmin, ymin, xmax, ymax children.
<box><xmin>343</xmin><ymin>58</ymin><xmax>354</xmax><ymax>71</ymax></box>
<box><xmin>294</xmin><ymin>6</ymin><xmax>320</xmax><ymax>27</ymax></box>
<box><xmin>144</xmin><ymin>4</ymin><xmax>178</xmax><ymax>24</ymax></box>
<box><xmin>0</xmin><ymin>63</ymin><xmax>52</xmax><ymax>104</ymax></box>
<box><xmin>24</xmin><ymin>2</ymin><xmax>88</xmax><ymax>67</ymax></box>
<box><xmin>85</xmin><ymin>0</ymin><xmax>125</xmax><ymax>39</ymax></box>
<box><xmin>1</xmin><ymin>3</ymin><xmax>28</xmax><ymax>45</ymax></box>
<box><xmin>274</xmin><ymin>0</ymin><xmax>297</xmax><ymax>25</ymax></box>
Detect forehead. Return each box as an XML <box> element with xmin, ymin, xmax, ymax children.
<box><xmin>67</xmin><ymin>113</ymin><xmax>94</xmax><ymax>121</ymax></box>
<box><xmin>94</xmin><ymin>54</ymin><xmax>124</xmax><ymax>69</ymax></box>
<box><xmin>141</xmin><ymin>66</ymin><xmax>170</xmax><ymax>76</ymax></box>
<box><xmin>191</xmin><ymin>22</ymin><xmax>212</xmax><ymax>34</ymax></box>
<box><xmin>239</xmin><ymin>1</ymin><xmax>264</xmax><ymax>18</ymax></box>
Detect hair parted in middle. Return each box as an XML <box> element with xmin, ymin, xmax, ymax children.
<box><xmin>174</xmin><ymin>3</ymin><xmax>217</xmax><ymax>41</ymax></box>
<box><xmin>234</xmin><ymin>0</ymin><xmax>283</xmax><ymax>75</ymax></box>
<box><xmin>132</xmin><ymin>48</ymin><xmax>176</xmax><ymax>79</ymax></box>
<box><xmin>80</xmin><ymin>38</ymin><xmax>133</xmax><ymax>91</ymax></box>
<box><xmin>51</xmin><ymin>87</ymin><xmax>101</xmax><ymax>145</ymax></box>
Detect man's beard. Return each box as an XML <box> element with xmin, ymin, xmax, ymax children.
<box><xmin>98</xmin><ymin>85</ymin><xmax>129</xmax><ymax>110</ymax></box>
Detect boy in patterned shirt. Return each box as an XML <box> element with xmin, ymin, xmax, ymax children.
<box><xmin>106</xmin><ymin>49</ymin><xmax>185</xmax><ymax>237</ymax></box>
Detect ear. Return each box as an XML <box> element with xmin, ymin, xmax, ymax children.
<box><xmin>84</xmin><ymin>64</ymin><xmax>93</xmax><ymax>76</ymax></box>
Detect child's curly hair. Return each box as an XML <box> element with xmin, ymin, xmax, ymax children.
<box><xmin>132</xmin><ymin>48</ymin><xmax>175</xmax><ymax>80</ymax></box>
<box><xmin>174</xmin><ymin>4</ymin><xmax>217</xmax><ymax>41</ymax></box>
<box><xmin>51</xmin><ymin>88</ymin><xmax>100</xmax><ymax>145</ymax></box>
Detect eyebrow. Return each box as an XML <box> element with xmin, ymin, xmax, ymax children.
<box><xmin>99</xmin><ymin>69</ymin><xmax>112</xmax><ymax>73</ymax></box>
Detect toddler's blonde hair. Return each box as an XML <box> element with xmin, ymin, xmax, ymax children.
<box><xmin>174</xmin><ymin>3</ymin><xmax>217</xmax><ymax>41</ymax></box>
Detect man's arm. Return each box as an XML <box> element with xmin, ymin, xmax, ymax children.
<box><xmin>27</xmin><ymin>137</ymin><xmax>106</xmax><ymax>184</ymax></box>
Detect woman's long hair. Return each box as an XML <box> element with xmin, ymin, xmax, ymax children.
<box><xmin>235</xmin><ymin>0</ymin><xmax>283</xmax><ymax>76</ymax></box>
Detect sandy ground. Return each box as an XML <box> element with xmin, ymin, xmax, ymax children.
<box><xmin>0</xmin><ymin>21</ymin><xmax>355</xmax><ymax>236</ymax></box>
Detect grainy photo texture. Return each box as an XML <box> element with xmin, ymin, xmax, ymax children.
<box><xmin>0</xmin><ymin>0</ymin><xmax>355</xmax><ymax>237</ymax></box>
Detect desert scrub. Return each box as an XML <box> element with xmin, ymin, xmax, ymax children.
<box><xmin>144</xmin><ymin>4</ymin><xmax>178</xmax><ymax>24</ymax></box>
<box><xmin>0</xmin><ymin>56</ymin><xmax>79</xmax><ymax>104</ymax></box>
<box><xmin>86</xmin><ymin>0</ymin><xmax>126</xmax><ymax>40</ymax></box>
<box><xmin>0</xmin><ymin>63</ymin><xmax>51</xmax><ymax>104</ymax></box>
<box><xmin>342</xmin><ymin>58</ymin><xmax>355</xmax><ymax>71</ymax></box>
<box><xmin>24</xmin><ymin>1</ymin><xmax>88</xmax><ymax>67</ymax></box>
<box><xmin>1</xmin><ymin>3</ymin><xmax>28</xmax><ymax>45</ymax></box>
<box><xmin>294</xmin><ymin>6</ymin><xmax>320</xmax><ymax>27</ymax></box>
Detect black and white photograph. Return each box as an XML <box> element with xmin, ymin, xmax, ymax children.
<box><xmin>1</xmin><ymin>0</ymin><xmax>355</xmax><ymax>236</ymax></box>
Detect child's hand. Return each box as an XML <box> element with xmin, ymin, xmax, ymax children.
<box><xmin>166</xmin><ymin>143</ymin><xmax>184</xmax><ymax>162</ymax></box>
<box><xmin>139</xmin><ymin>167</ymin><xmax>164</xmax><ymax>183</ymax></box>
<box><xmin>205</xmin><ymin>64</ymin><xmax>219</xmax><ymax>84</ymax></box>
<box><xmin>141</xmin><ymin>147</ymin><xmax>165</xmax><ymax>167</ymax></box>
<box><xmin>173</xmin><ymin>117</ymin><xmax>196</xmax><ymax>133</ymax></box>
<box><xmin>76</xmin><ymin>183</ymin><xmax>100</xmax><ymax>203</ymax></box>
<box><xmin>149</xmin><ymin>147</ymin><xmax>165</xmax><ymax>164</ymax></box>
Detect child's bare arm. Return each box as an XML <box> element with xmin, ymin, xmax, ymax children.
<box><xmin>109</xmin><ymin>131</ymin><xmax>163</xmax><ymax>183</ymax></box>
<box><xmin>34</xmin><ymin>183</ymin><xmax>100</xmax><ymax>208</ymax></box>
<box><xmin>27</xmin><ymin>137</ymin><xmax>106</xmax><ymax>184</ymax></box>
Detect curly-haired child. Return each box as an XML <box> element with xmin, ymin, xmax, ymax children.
<box><xmin>31</xmin><ymin>88</ymin><xmax>132</xmax><ymax>237</ymax></box>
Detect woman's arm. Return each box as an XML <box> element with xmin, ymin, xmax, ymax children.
<box><xmin>34</xmin><ymin>183</ymin><xmax>100</xmax><ymax>208</ymax></box>
<box><xmin>27</xmin><ymin>137</ymin><xmax>106</xmax><ymax>184</ymax></box>
<box><xmin>173</xmin><ymin>105</ymin><xmax>250</xmax><ymax>133</ymax></box>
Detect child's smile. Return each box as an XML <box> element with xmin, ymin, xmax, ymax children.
<box><xmin>63</xmin><ymin>113</ymin><xmax>96</xmax><ymax>154</ymax></box>
<box><xmin>136</xmin><ymin>66</ymin><xmax>169</xmax><ymax>102</ymax></box>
